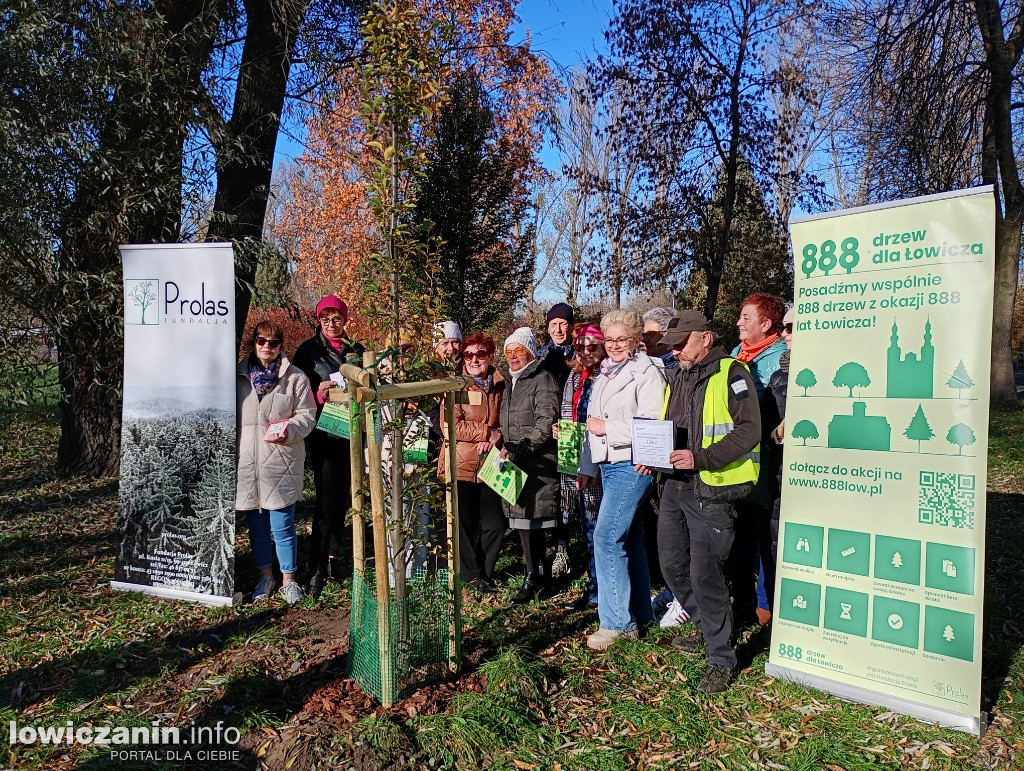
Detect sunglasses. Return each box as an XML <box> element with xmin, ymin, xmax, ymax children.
<box><xmin>255</xmin><ymin>336</ymin><xmax>281</xmax><ymax>348</ymax></box>
<box><xmin>574</xmin><ymin>342</ymin><xmax>602</xmax><ymax>353</ymax></box>
<box><xmin>504</xmin><ymin>346</ymin><xmax>529</xmax><ymax>357</ymax></box>
<box><xmin>782</xmin><ymin>323</ymin><xmax>793</xmax><ymax>334</ymax></box>
<box><xmin>464</xmin><ymin>350</ymin><xmax>490</xmax><ymax>360</ymax></box>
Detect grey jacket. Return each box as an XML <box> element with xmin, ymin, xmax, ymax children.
<box><xmin>235</xmin><ymin>355</ymin><xmax>317</xmax><ymax>511</ymax></box>
<box><xmin>499</xmin><ymin>357</ymin><xmax>561</xmax><ymax>527</ymax></box>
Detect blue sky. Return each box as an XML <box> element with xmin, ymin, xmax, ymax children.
<box><xmin>273</xmin><ymin>0</ymin><xmax>612</xmax><ymax>170</ymax></box>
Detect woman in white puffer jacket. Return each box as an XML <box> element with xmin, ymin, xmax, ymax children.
<box><xmin>236</xmin><ymin>320</ymin><xmax>316</xmax><ymax>604</ymax></box>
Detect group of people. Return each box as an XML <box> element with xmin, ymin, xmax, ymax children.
<box><xmin>234</xmin><ymin>292</ymin><xmax>795</xmax><ymax>694</ymax></box>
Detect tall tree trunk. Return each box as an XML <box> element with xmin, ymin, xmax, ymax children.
<box><xmin>206</xmin><ymin>0</ymin><xmax>310</xmax><ymax>345</ymax></box>
<box><xmin>55</xmin><ymin>0</ymin><xmax>223</xmax><ymax>476</ymax></box>
<box><xmin>975</xmin><ymin>0</ymin><xmax>1023</xmax><ymax>406</ymax></box>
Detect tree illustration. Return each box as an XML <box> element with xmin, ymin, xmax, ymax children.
<box><xmin>943</xmin><ymin>625</ymin><xmax>955</xmax><ymax>642</ymax></box>
<box><xmin>946</xmin><ymin>423</ymin><xmax>977</xmax><ymax>455</ymax></box>
<box><xmin>946</xmin><ymin>360</ymin><xmax>975</xmax><ymax>398</ymax></box>
<box><xmin>795</xmin><ymin>368</ymin><xmax>817</xmax><ymax>396</ymax></box>
<box><xmin>129</xmin><ymin>281</ymin><xmax>156</xmax><ymax>324</ymax></box>
<box><xmin>833</xmin><ymin>362</ymin><xmax>871</xmax><ymax>396</ymax></box>
<box><xmin>792</xmin><ymin>420</ymin><xmax>819</xmax><ymax>446</ymax></box>
<box><xmin>891</xmin><ymin>552</ymin><xmax>904</xmax><ymax>568</ymax></box>
<box><xmin>903</xmin><ymin>404</ymin><xmax>935</xmax><ymax>452</ymax></box>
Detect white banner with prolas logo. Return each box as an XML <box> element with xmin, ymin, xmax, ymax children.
<box><xmin>766</xmin><ymin>188</ymin><xmax>994</xmax><ymax>736</ymax></box>
<box><xmin>112</xmin><ymin>243</ymin><xmax>237</xmax><ymax>605</ymax></box>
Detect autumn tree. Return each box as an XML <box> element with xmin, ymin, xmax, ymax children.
<box><xmin>412</xmin><ymin>73</ymin><xmax>534</xmax><ymax>332</ymax></box>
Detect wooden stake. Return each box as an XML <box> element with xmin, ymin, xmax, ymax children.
<box><xmin>443</xmin><ymin>390</ymin><xmax>461</xmax><ymax>672</ymax></box>
<box><xmin>363</xmin><ymin>350</ymin><xmax>394</xmax><ymax>705</ymax></box>
<box><xmin>349</xmin><ymin>375</ymin><xmax>365</xmax><ymax>577</ymax></box>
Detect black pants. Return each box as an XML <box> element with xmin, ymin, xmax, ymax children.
<box><xmin>308</xmin><ymin>430</ymin><xmax>353</xmax><ymax>575</ymax></box>
<box><xmin>458</xmin><ymin>481</ymin><xmax>506</xmax><ymax>581</ymax></box>
<box><xmin>727</xmin><ymin>501</ymin><xmax>773</xmax><ymax>621</ymax></box>
<box><xmin>657</xmin><ymin>483</ymin><xmax>737</xmax><ymax>669</ymax></box>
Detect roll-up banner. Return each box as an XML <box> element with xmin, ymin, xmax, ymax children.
<box><xmin>112</xmin><ymin>243</ymin><xmax>237</xmax><ymax>606</ymax></box>
<box><xmin>766</xmin><ymin>187</ymin><xmax>995</xmax><ymax>736</ymax></box>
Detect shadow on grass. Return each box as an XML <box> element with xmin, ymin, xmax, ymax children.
<box><xmin>982</xmin><ymin>490</ymin><xmax>1024</xmax><ymax>712</ymax></box>
<box><xmin>0</xmin><ymin>479</ymin><xmax>119</xmax><ymax>520</ymax></box>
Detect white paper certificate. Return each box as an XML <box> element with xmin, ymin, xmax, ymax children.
<box><xmin>631</xmin><ymin>418</ymin><xmax>674</xmax><ymax>470</ymax></box>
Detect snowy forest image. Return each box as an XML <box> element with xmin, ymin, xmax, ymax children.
<box><xmin>114</xmin><ymin>393</ymin><xmax>235</xmax><ymax>598</ymax></box>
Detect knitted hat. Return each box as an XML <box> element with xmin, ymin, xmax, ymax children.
<box><xmin>546</xmin><ymin>302</ymin><xmax>575</xmax><ymax>325</ymax></box>
<box><xmin>434</xmin><ymin>320</ymin><xmax>462</xmax><ymax>343</ymax></box>
<box><xmin>503</xmin><ymin>326</ymin><xmax>538</xmax><ymax>356</ymax></box>
<box><xmin>315</xmin><ymin>295</ymin><xmax>348</xmax><ymax>322</ymax></box>
<box><xmin>573</xmin><ymin>324</ymin><xmax>604</xmax><ymax>342</ymax></box>
<box><xmin>783</xmin><ymin>307</ymin><xmax>794</xmax><ymax>326</ymax></box>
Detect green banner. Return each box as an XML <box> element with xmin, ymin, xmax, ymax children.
<box><xmin>766</xmin><ymin>187</ymin><xmax>994</xmax><ymax>735</ymax></box>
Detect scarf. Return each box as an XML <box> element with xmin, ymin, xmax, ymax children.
<box><xmin>571</xmin><ymin>369</ymin><xmax>595</xmax><ymax>421</ymax></box>
<box><xmin>471</xmin><ymin>370</ymin><xmax>495</xmax><ymax>394</ymax></box>
<box><xmin>598</xmin><ymin>350</ymin><xmax>637</xmax><ymax>380</ymax></box>
<box><xmin>736</xmin><ymin>333</ymin><xmax>780</xmax><ymax>364</ymax></box>
<box><xmin>779</xmin><ymin>350</ymin><xmax>791</xmax><ymax>374</ymax></box>
<box><xmin>249</xmin><ymin>353</ymin><xmax>281</xmax><ymax>400</ymax></box>
<box><xmin>322</xmin><ymin>331</ymin><xmax>346</xmax><ymax>354</ymax></box>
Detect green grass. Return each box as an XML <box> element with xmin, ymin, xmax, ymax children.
<box><xmin>1</xmin><ymin>405</ymin><xmax>1022</xmax><ymax>769</ymax></box>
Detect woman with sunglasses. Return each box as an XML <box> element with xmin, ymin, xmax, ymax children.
<box><xmin>499</xmin><ymin>327</ymin><xmax>561</xmax><ymax>604</ymax></box>
<box><xmin>578</xmin><ymin>309</ymin><xmax>666</xmax><ymax>650</ymax></box>
<box><xmin>441</xmin><ymin>332</ymin><xmax>506</xmax><ymax>593</ymax></box>
<box><xmin>293</xmin><ymin>295</ymin><xmax>365</xmax><ymax>599</ymax></box>
<box><xmin>236</xmin><ymin>320</ymin><xmax>317</xmax><ymax>603</ymax></box>
<box><xmin>556</xmin><ymin>325</ymin><xmax>606</xmax><ymax>612</ymax></box>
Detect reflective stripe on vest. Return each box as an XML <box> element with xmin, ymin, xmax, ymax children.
<box><xmin>699</xmin><ymin>358</ymin><xmax>760</xmax><ymax>488</ymax></box>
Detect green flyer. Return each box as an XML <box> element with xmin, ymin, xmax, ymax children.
<box><xmin>477</xmin><ymin>447</ymin><xmax>527</xmax><ymax>506</ymax></box>
<box><xmin>557</xmin><ymin>419</ymin><xmax>586</xmax><ymax>474</ymax></box>
<box><xmin>767</xmin><ymin>187</ymin><xmax>994</xmax><ymax>735</ymax></box>
<box><xmin>316</xmin><ymin>401</ymin><xmax>352</xmax><ymax>439</ymax></box>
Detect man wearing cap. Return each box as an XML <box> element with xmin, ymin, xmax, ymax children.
<box><xmin>538</xmin><ymin>302</ymin><xmax>576</xmax><ymax>388</ymax></box>
<box><xmin>651</xmin><ymin>311</ymin><xmax>761</xmax><ymax>693</ymax></box>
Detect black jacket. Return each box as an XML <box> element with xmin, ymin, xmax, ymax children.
<box><xmin>663</xmin><ymin>346</ymin><xmax>761</xmax><ymax>501</ymax></box>
<box><xmin>292</xmin><ymin>330</ymin><xmax>365</xmax><ymax>417</ymax></box>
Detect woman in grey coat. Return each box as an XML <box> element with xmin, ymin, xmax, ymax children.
<box><xmin>499</xmin><ymin>327</ymin><xmax>561</xmax><ymax>605</ymax></box>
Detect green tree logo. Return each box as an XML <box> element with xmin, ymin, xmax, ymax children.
<box><xmin>903</xmin><ymin>404</ymin><xmax>935</xmax><ymax>452</ymax></box>
<box><xmin>792</xmin><ymin>419</ymin><xmax>819</xmax><ymax>446</ymax></box>
<box><xmin>946</xmin><ymin>423</ymin><xmax>977</xmax><ymax>455</ymax></box>
<box><xmin>795</xmin><ymin>368</ymin><xmax>817</xmax><ymax>396</ymax></box>
<box><xmin>833</xmin><ymin>362</ymin><xmax>871</xmax><ymax>397</ymax></box>
<box><xmin>946</xmin><ymin>360</ymin><xmax>975</xmax><ymax>398</ymax></box>
<box><xmin>127</xmin><ymin>280</ymin><xmax>157</xmax><ymax>325</ymax></box>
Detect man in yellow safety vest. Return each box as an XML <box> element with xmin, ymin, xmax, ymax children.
<box><xmin>651</xmin><ymin>311</ymin><xmax>761</xmax><ymax>694</ymax></box>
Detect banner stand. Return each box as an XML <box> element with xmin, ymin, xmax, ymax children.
<box><xmin>765</xmin><ymin>663</ymin><xmax>986</xmax><ymax>737</ymax></box>
<box><xmin>110</xmin><ymin>581</ymin><xmax>238</xmax><ymax>608</ymax></box>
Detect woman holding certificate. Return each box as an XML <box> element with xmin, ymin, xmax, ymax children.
<box><xmin>578</xmin><ymin>310</ymin><xmax>667</xmax><ymax>650</ymax></box>
<box><xmin>236</xmin><ymin>320</ymin><xmax>317</xmax><ymax>604</ymax></box>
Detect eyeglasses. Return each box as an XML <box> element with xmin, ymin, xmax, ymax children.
<box><xmin>504</xmin><ymin>346</ymin><xmax>529</xmax><ymax>357</ymax></box>
<box><xmin>255</xmin><ymin>336</ymin><xmax>281</xmax><ymax>348</ymax></box>
<box><xmin>320</xmin><ymin>315</ymin><xmax>345</xmax><ymax>326</ymax></box>
<box><xmin>465</xmin><ymin>350</ymin><xmax>491</xmax><ymax>360</ymax></box>
<box><xmin>641</xmin><ymin>330</ymin><xmax>663</xmax><ymax>339</ymax></box>
<box><xmin>604</xmin><ymin>337</ymin><xmax>633</xmax><ymax>347</ymax></box>
<box><xmin>782</xmin><ymin>323</ymin><xmax>793</xmax><ymax>334</ymax></box>
<box><xmin>574</xmin><ymin>342</ymin><xmax>602</xmax><ymax>353</ymax></box>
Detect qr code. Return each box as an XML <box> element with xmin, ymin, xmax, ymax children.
<box><xmin>918</xmin><ymin>471</ymin><xmax>976</xmax><ymax>529</ymax></box>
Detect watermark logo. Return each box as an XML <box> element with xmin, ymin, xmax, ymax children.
<box><xmin>125</xmin><ymin>279</ymin><xmax>159</xmax><ymax>326</ymax></box>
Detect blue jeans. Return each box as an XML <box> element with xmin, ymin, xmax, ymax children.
<box><xmin>577</xmin><ymin>491</ymin><xmax>598</xmax><ymax>599</ymax></box>
<box><xmin>246</xmin><ymin>503</ymin><xmax>297</xmax><ymax>574</ymax></box>
<box><xmin>593</xmin><ymin>462</ymin><xmax>655</xmax><ymax>632</ymax></box>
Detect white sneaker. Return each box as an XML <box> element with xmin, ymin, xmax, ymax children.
<box><xmin>279</xmin><ymin>581</ymin><xmax>305</xmax><ymax>605</ymax></box>
<box><xmin>659</xmin><ymin>599</ymin><xmax>690</xmax><ymax>628</ymax></box>
<box><xmin>252</xmin><ymin>575</ymin><xmax>277</xmax><ymax>602</ymax></box>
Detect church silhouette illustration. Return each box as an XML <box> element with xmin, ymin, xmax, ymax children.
<box><xmin>887</xmin><ymin>318</ymin><xmax>934</xmax><ymax>398</ymax></box>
